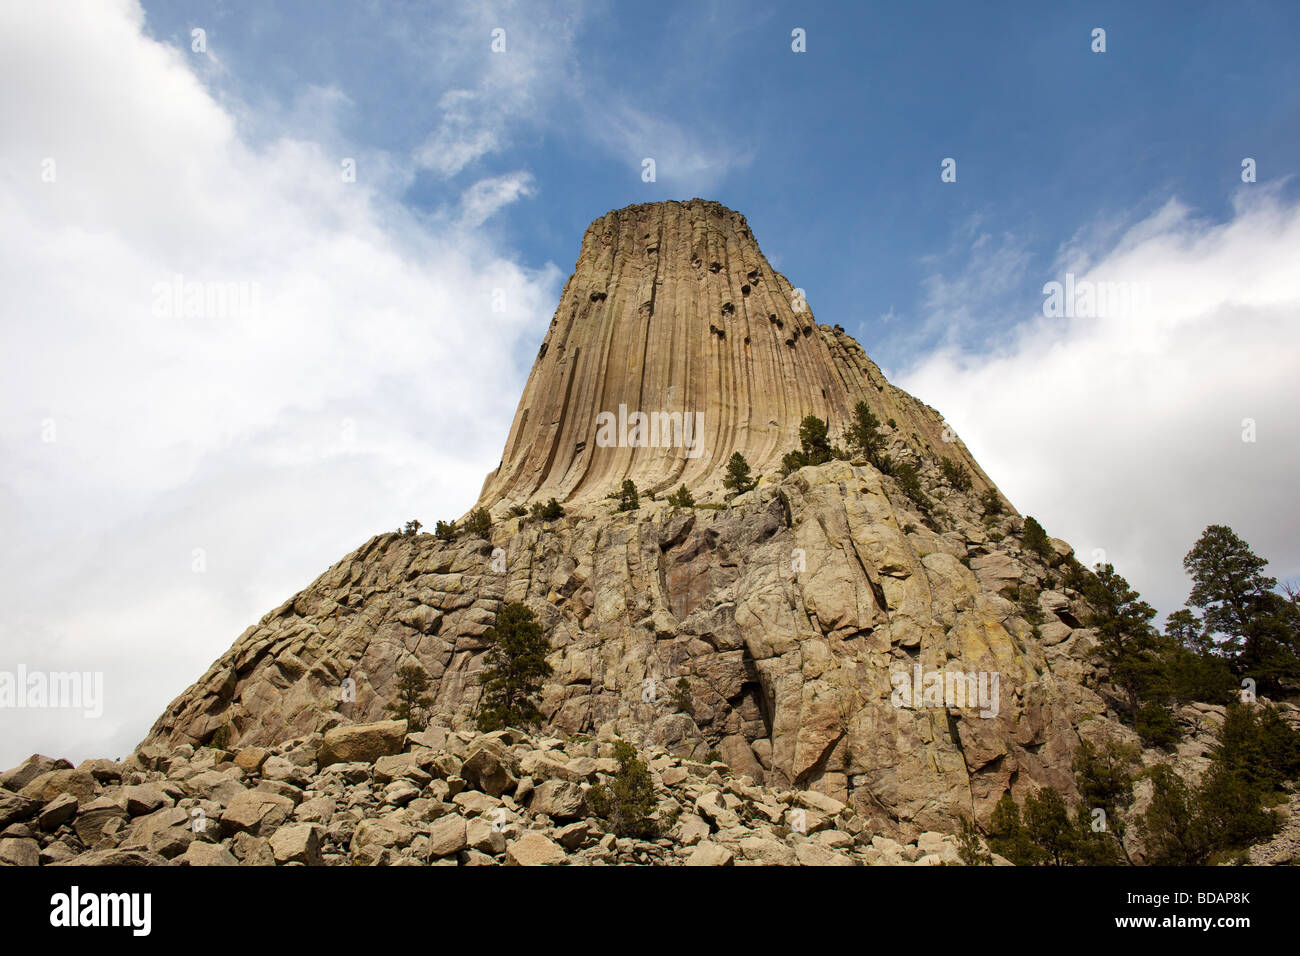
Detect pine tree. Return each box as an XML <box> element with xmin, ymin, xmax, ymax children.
<box><xmin>385</xmin><ymin>662</ymin><xmax>433</xmax><ymax>731</ymax></box>
<box><xmin>1022</xmin><ymin>516</ymin><xmax>1052</xmax><ymax>560</ymax></box>
<box><xmin>1080</xmin><ymin>563</ymin><xmax>1161</xmax><ymax>715</ymax></box>
<box><xmin>614</xmin><ymin>479</ymin><xmax>639</xmax><ymax>512</ymax></box>
<box><xmin>798</xmin><ymin>415</ymin><xmax>834</xmax><ymax>465</ymax></box>
<box><xmin>588</xmin><ymin>739</ymin><xmax>659</xmax><ymax>839</ymax></box>
<box><xmin>666</xmin><ymin>484</ymin><xmax>695</xmax><ymax>508</ymax></box>
<box><xmin>475</xmin><ymin>603</ymin><xmax>553</xmax><ymax>731</ymax></box>
<box><xmin>1183</xmin><ymin>525</ymin><xmax>1300</xmax><ymax>691</ymax></box>
<box><xmin>845</xmin><ymin>401</ymin><xmax>884</xmax><ymax>466</ymax></box>
<box><xmin>987</xmin><ymin>793</ymin><xmax>1039</xmax><ymax>865</ymax></box>
<box><xmin>723</xmin><ymin>452</ymin><xmax>757</xmax><ymax>496</ymax></box>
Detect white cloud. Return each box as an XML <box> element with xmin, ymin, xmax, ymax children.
<box><xmin>900</xmin><ymin>186</ymin><xmax>1300</xmax><ymax>622</ymax></box>
<box><xmin>0</xmin><ymin>0</ymin><xmax>563</xmax><ymax>768</ymax></box>
<box><xmin>584</xmin><ymin>100</ymin><xmax>752</xmax><ymax>192</ymax></box>
<box><xmin>458</xmin><ymin>171</ymin><xmax>537</xmax><ymax>228</ymax></box>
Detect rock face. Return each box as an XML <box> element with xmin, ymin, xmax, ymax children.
<box><xmin>477</xmin><ymin>199</ymin><xmax>995</xmax><ymax>508</ymax></box>
<box><xmin>138</xmin><ymin>200</ymin><xmax>1126</xmax><ymax>841</ymax></box>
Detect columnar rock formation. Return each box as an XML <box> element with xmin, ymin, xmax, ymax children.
<box><xmin>136</xmin><ymin>200</ymin><xmax>1131</xmax><ymax>842</ymax></box>
<box><xmin>477</xmin><ymin>200</ymin><xmax>994</xmax><ymax>508</ymax></box>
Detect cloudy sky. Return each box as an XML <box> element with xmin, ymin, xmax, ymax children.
<box><xmin>2</xmin><ymin>0</ymin><xmax>1298</xmax><ymax>768</ymax></box>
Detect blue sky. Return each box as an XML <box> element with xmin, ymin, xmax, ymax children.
<box><xmin>2</xmin><ymin>1</ymin><xmax>1298</xmax><ymax>765</ymax></box>
<box><xmin>139</xmin><ymin>0</ymin><xmax>1300</xmax><ymax>371</ymax></box>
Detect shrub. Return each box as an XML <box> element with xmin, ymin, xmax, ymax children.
<box><xmin>670</xmin><ymin>677</ymin><xmax>693</xmax><ymax>716</ymax></box>
<box><xmin>506</xmin><ymin>504</ymin><xmax>528</xmax><ymax>518</ymax></box>
<box><xmin>956</xmin><ymin>816</ymin><xmax>992</xmax><ymax>865</ymax></box>
<box><xmin>589</xmin><ymin>740</ymin><xmax>659</xmax><ymax>839</ymax></box>
<box><xmin>463</xmin><ymin>507</ymin><xmax>492</xmax><ymax>539</ymax></box>
<box><xmin>1016</xmin><ymin>584</ymin><xmax>1044</xmax><ymax>625</ymax></box>
<box><xmin>474</xmin><ymin>603</ymin><xmax>553</xmax><ymax>731</ymax></box>
<box><xmin>666</xmin><ymin>484</ymin><xmax>695</xmax><ymax>508</ymax></box>
<box><xmin>780</xmin><ymin>450</ymin><xmax>807</xmax><ymax>477</ymax></box>
<box><xmin>940</xmin><ymin>458</ymin><xmax>973</xmax><ymax>492</ymax></box>
<box><xmin>530</xmin><ymin>498</ymin><xmax>565</xmax><ymax>522</ymax></box>
<box><xmin>401</xmin><ymin>519</ymin><xmax>423</xmax><ymax>536</ymax></box>
<box><xmin>893</xmin><ymin>462</ymin><xmax>930</xmax><ymax>511</ymax></box>
<box><xmin>1135</xmin><ymin>702</ymin><xmax>1180</xmax><ymax>750</ymax></box>
<box><xmin>980</xmin><ymin>488</ymin><xmax>1002</xmax><ymax>515</ymax></box>
<box><xmin>434</xmin><ymin>519</ymin><xmax>458</xmax><ymax>541</ymax></box>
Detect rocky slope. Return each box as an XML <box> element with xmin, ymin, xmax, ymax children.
<box><xmin>137</xmin><ymin>459</ymin><xmax>1115</xmax><ymax>841</ymax></box>
<box><xmin>0</xmin><ymin>722</ymin><xmax>997</xmax><ymax>867</ymax></box>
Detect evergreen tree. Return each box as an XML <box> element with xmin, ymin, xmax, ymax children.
<box><xmin>1022</xmin><ymin>516</ymin><xmax>1052</xmax><ymax>560</ymax></box>
<box><xmin>1183</xmin><ymin>525</ymin><xmax>1300</xmax><ymax>691</ymax></box>
<box><xmin>667</xmin><ymin>484</ymin><xmax>695</xmax><ymax>508</ymax></box>
<box><xmin>797</xmin><ymin>415</ymin><xmax>835</xmax><ymax>465</ymax></box>
<box><xmin>987</xmin><ymin>793</ymin><xmax>1039</xmax><ymax>865</ymax></box>
<box><xmin>385</xmin><ymin>662</ymin><xmax>433</xmax><ymax>731</ymax></box>
<box><xmin>1023</xmin><ymin>788</ymin><xmax>1076</xmax><ymax>866</ymax></box>
<box><xmin>614</xmin><ymin>479</ymin><xmax>639</xmax><ymax>512</ymax></box>
<box><xmin>892</xmin><ymin>462</ymin><xmax>929</xmax><ymax>511</ymax></box>
<box><xmin>1080</xmin><ymin>563</ymin><xmax>1161</xmax><ymax>715</ymax></box>
<box><xmin>955</xmin><ymin>816</ymin><xmax>993</xmax><ymax>865</ymax></box>
<box><xmin>589</xmin><ymin>739</ymin><xmax>659</xmax><ymax>839</ymax></box>
<box><xmin>845</xmin><ymin>401</ymin><xmax>885</xmax><ymax>466</ymax></box>
<box><xmin>1138</xmin><ymin>764</ymin><xmax>1214</xmax><ymax>865</ymax></box>
<box><xmin>434</xmin><ymin>519</ymin><xmax>458</xmax><ymax>541</ymax></box>
<box><xmin>723</xmin><ymin>452</ymin><xmax>757</xmax><ymax>496</ymax></box>
<box><xmin>475</xmin><ymin>603</ymin><xmax>553</xmax><ymax>731</ymax></box>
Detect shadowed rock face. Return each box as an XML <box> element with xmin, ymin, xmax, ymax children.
<box><xmin>476</xmin><ymin>199</ymin><xmax>994</xmax><ymax>509</ymax></box>
<box><xmin>139</xmin><ymin>200</ymin><xmax>1133</xmax><ymax>840</ymax></box>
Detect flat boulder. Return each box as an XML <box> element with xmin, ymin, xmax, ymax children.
<box><xmin>318</xmin><ymin>720</ymin><xmax>408</xmax><ymax>767</ymax></box>
<box><xmin>220</xmin><ymin>790</ymin><xmax>295</xmax><ymax>837</ymax></box>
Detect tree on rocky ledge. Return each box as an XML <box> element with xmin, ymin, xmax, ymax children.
<box><xmin>723</xmin><ymin>452</ymin><xmax>757</xmax><ymax>496</ymax></box>
<box><xmin>475</xmin><ymin>603</ymin><xmax>553</xmax><ymax>732</ymax></box>
<box><xmin>386</xmin><ymin>662</ymin><xmax>433</xmax><ymax>732</ymax></box>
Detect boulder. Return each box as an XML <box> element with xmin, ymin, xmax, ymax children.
<box><xmin>506</xmin><ymin>830</ymin><xmax>566</xmax><ymax>866</ymax></box>
<box><xmin>219</xmin><ymin>790</ymin><xmax>295</xmax><ymax>837</ymax></box>
<box><xmin>318</xmin><ymin>720</ymin><xmax>408</xmax><ymax>767</ymax></box>
<box><xmin>270</xmin><ymin>823</ymin><xmax>324</xmax><ymax>866</ymax></box>
<box><xmin>685</xmin><ymin>841</ymin><xmax>735</xmax><ymax>866</ymax></box>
